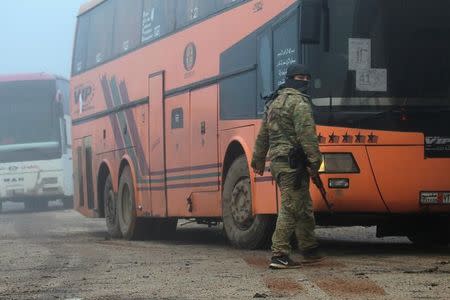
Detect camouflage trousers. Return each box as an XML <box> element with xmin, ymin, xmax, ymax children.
<box><xmin>270</xmin><ymin>160</ymin><xmax>318</xmax><ymax>255</ymax></box>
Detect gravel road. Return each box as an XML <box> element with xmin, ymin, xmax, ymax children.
<box><xmin>0</xmin><ymin>202</ymin><xmax>449</xmax><ymax>299</ymax></box>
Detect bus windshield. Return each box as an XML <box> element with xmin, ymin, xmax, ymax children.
<box><xmin>310</xmin><ymin>0</ymin><xmax>450</xmax><ymax>106</ymax></box>
<box><xmin>0</xmin><ymin>80</ymin><xmax>60</xmax><ymax>148</ymax></box>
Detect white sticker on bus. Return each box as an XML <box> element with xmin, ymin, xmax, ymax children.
<box><xmin>356</xmin><ymin>69</ymin><xmax>387</xmax><ymax>92</ymax></box>
<box><xmin>349</xmin><ymin>38</ymin><xmax>371</xmax><ymax>71</ymax></box>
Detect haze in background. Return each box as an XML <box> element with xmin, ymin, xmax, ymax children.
<box><xmin>0</xmin><ymin>0</ymin><xmax>86</xmax><ymax>78</ymax></box>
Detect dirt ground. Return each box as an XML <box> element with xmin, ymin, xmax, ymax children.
<box><xmin>0</xmin><ymin>202</ymin><xmax>449</xmax><ymax>300</ymax></box>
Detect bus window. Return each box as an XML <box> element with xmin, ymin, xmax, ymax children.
<box><xmin>220</xmin><ymin>71</ymin><xmax>257</xmax><ymax>120</ymax></box>
<box><xmin>273</xmin><ymin>12</ymin><xmax>299</xmax><ymax>89</ymax></box>
<box><xmin>257</xmin><ymin>29</ymin><xmax>273</xmax><ymax>115</ymax></box>
<box><xmin>141</xmin><ymin>0</ymin><xmax>176</xmax><ymax>44</ymax></box>
<box><xmin>73</xmin><ymin>14</ymin><xmax>89</xmax><ymax>74</ymax></box>
<box><xmin>176</xmin><ymin>0</ymin><xmax>219</xmax><ymax>29</ymax></box>
<box><xmin>218</xmin><ymin>0</ymin><xmax>245</xmax><ymax>10</ymax></box>
<box><xmin>114</xmin><ymin>0</ymin><xmax>142</xmax><ymax>55</ymax></box>
<box><xmin>86</xmin><ymin>0</ymin><xmax>114</xmax><ymax>68</ymax></box>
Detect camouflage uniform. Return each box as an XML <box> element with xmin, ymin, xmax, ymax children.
<box><xmin>252</xmin><ymin>88</ymin><xmax>322</xmax><ymax>255</ymax></box>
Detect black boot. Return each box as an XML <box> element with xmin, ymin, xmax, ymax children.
<box><xmin>269</xmin><ymin>255</ymin><xmax>302</xmax><ymax>269</ymax></box>
<box><xmin>302</xmin><ymin>247</ymin><xmax>326</xmax><ymax>264</ymax></box>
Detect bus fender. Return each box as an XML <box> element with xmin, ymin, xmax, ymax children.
<box><xmin>222</xmin><ymin>136</ymin><xmax>258</xmax><ymax>213</ymax></box>
<box><xmin>119</xmin><ymin>154</ymin><xmax>139</xmax><ymax>196</ymax></box>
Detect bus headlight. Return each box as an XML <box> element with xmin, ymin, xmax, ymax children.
<box><xmin>319</xmin><ymin>153</ymin><xmax>359</xmax><ymax>173</ymax></box>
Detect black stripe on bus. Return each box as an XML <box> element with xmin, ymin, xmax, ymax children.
<box><xmin>100</xmin><ymin>75</ymin><xmax>125</xmax><ymax>149</ymax></box>
<box><xmin>255</xmin><ymin>176</ymin><xmax>274</xmax><ymax>183</ymax></box>
<box><xmin>72</xmin><ymin>65</ymin><xmax>256</xmax><ymax>126</ymax></box>
<box><xmin>165</xmin><ymin>64</ymin><xmax>256</xmax><ymax>97</ymax></box>
<box><xmin>119</xmin><ymin>80</ymin><xmax>150</xmax><ymax>176</ymax></box>
<box><xmin>140</xmin><ymin>172</ymin><xmax>221</xmax><ymax>184</ymax></box>
<box><xmin>138</xmin><ymin>181</ymin><xmax>219</xmax><ymax>191</ymax></box>
<box><xmin>72</xmin><ymin>97</ymin><xmax>149</xmax><ymax>126</ymax></box>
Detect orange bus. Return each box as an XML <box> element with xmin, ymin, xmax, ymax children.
<box><xmin>71</xmin><ymin>0</ymin><xmax>450</xmax><ymax>247</ymax></box>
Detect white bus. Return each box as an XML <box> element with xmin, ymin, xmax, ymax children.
<box><xmin>0</xmin><ymin>73</ymin><xmax>73</xmax><ymax>212</ymax></box>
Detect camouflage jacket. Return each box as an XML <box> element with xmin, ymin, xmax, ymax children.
<box><xmin>252</xmin><ymin>88</ymin><xmax>322</xmax><ymax>169</ymax></box>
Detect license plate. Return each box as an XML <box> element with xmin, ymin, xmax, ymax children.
<box><xmin>420</xmin><ymin>192</ymin><xmax>450</xmax><ymax>205</ymax></box>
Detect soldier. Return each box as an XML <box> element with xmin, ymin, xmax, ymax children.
<box><xmin>251</xmin><ymin>64</ymin><xmax>324</xmax><ymax>269</ymax></box>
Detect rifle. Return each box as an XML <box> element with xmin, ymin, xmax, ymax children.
<box><xmin>260</xmin><ymin>84</ymin><xmax>286</xmax><ymax>107</ymax></box>
<box><xmin>289</xmin><ymin>146</ymin><xmax>333</xmax><ymax>212</ymax></box>
<box><xmin>308</xmin><ymin>170</ymin><xmax>333</xmax><ymax>212</ymax></box>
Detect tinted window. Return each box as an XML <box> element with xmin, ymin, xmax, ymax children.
<box><xmin>73</xmin><ymin>14</ymin><xmax>90</xmax><ymax>74</ymax></box>
<box><xmin>141</xmin><ymin>0</ymin><xmax>176</xmax><ymax>43</ymax></box>
<box><xmin>273</xmin><ymin>13</ymin><xmax>299</xmax><ymax>88</ymax></box>
<box><xmin>86</xmin><ymin>0</ymin><xmax>114</xmax><ymax>68</ymax></box>
<box><xmin>171</xmin><ymin>108</ymin><xmax>184</xmax><ymax>129</ymax></box>
<box><xmin>257</xmin><ymin>29</ymin><xmax>273</xmax><ymax>114</ymax></box>
<box><xmin>220</xmin><ymin>71</ymin><xmax>257</xmax><ymax>120</ymax></box>
<box><xmin>218</xmin><ymin>0</ymin><xmax>245</xmax><ymax>9</ymax></box>
<box><xmin>113</xmin><ymin>0</ymin><xmax>142</xmax><ymax>55</ymax></box>
<box><xmin>176</xmin><ymin>0</ymin><xmax>219</xmax><ymax>28</ymax></box>
<box><xmin>0</xmin><ymin>80</ymin><xmax>59</xmax><ymax>146</ymax></box>
<box><xmin>307</xmin><ymin>0</ymin><xmax>450</xmax><ymax>101</ymax></box>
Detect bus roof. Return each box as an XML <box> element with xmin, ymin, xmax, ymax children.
<box><xmin>0</xmin><ymin>73</ymin><xmax>66</xmax><ymax>83</ymax></box>
<box><xmin>78</xmin><ymin>0</ymin><xmax>106</xmax><ymax>16</ymax></box>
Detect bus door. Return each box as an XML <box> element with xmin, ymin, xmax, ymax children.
<box><xmin>189</xmin><ymin>86</ymin><xmax>220</xmax><ymax>216</ymax></box>
<box><xmin>148</xmin><ymin>72</ymin><xmax>167</xmax><ymax>217</ymax></box>
<box><xmin>164</xmin><ymin>91</ymin><xmax>191</xmax><ymax>217</ymax></box>
<box><xmin>74</xmin><ymin>136</ymin><xmax>95</xmax><ymax>215</ymax></box>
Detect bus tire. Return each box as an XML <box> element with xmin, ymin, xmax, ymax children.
<box><xmin>104</xmin><ymin>174</ymin><xmax>122</xmax><ymax>239</ymax></box>
<box><xmin>0</xmin><ymin>201</ymin><xmax>2</xmax><ymax>213</ymax></box>
<box><xmin>117</xmin><ymin>166</ymin><xmax>141</xmax><ymax>240</ymax></box>
<box><xmin>222</xmin><ymin>155</ymin><xmax>274</xmax><ymax>249</ymax></box>
<box><xmin>38</xmin><ymin>200</ymin><xmax>48</xmax><ymax>211</ymax></box>
<box><xmin>24</xmin><ymin>200</ymin><xmax>33</xmax><ymax>211</ymax></box>
<box><xmin>62</xmin><ymin>197</ymin><xmax>74</xmax><ymax>209</ymax></box>
<box><xmin>408</xmin><ymin>231</ymin><xmax>450</xmax><ymax>247</ymax></box>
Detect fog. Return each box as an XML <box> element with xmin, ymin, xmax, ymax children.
<box><xmin>0</xmin><ymin>0</ymin><xmax>86</xmax><ymax>78</ymax></box>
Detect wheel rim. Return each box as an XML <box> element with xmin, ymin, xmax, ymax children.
<box><xmin>230</xmin><ymin>177</ymin><xmax>254</xmax><ymax>230</ymax></box>
<box><xmin>121</xmin><ymin>183</ymin><xmax>132</xmax><ymax>226</ymax></box>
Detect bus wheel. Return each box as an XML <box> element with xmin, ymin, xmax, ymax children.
<box><xmin>117</xmin><ymin>166</ymin><xmax>141</xmax><ymax>240</ymax></box>
<box><xmin>38</xmin><ymin>199</ymin><xmax>48</xmax><ymax>211</ymax></box>
<box><xmin>222</xmin><ymin>155</ymin><xmax>274</xmax><ymax>249</ymax></box>
<box><xmin>24</xmin><ymin>201</ymin><xmax>33</xmax><ymax>211</ymax></box>
<box><xmin>62</xmin><ymin>197</ymin><xmax>73</xmax><ymax>209</ymax></box>
<box><xmin>0</xmin><ymin>201</ymin><xmax>2</xmax><ymax>213</ymax></box>
<box><xmin>408</xmin><ymin>231</ymin><xmax>450</xmax><ymax>247</ymax></box>
<box><xmin>104</xmin><ymin>175</ymin><xmax>122</xmax><ymax>238</ymax></box>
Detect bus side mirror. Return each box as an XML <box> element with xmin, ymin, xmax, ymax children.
<box><xmin>55</xmin><ymin>90</ymin><xmax>64</xmax><ymax>117</ymax></box>
<box><xmin>56</xmin><ymin>102</ymin><xmax>64</xmax><ymax>117</ymax></box>
<box><xmin>300</xmin><ymin>0</ymin><xmax>322</xmax><ymax>44</ymax></box>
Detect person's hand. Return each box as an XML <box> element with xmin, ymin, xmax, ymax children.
<box><xmin>307</xmin><ymin>166</ymin><xmax>319</xmax><ymax>178</ymax></box>
<box><xmin>251</xmin><ymin>159</ymin><xmax>265</xmax><ymax>176</ymax></box>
